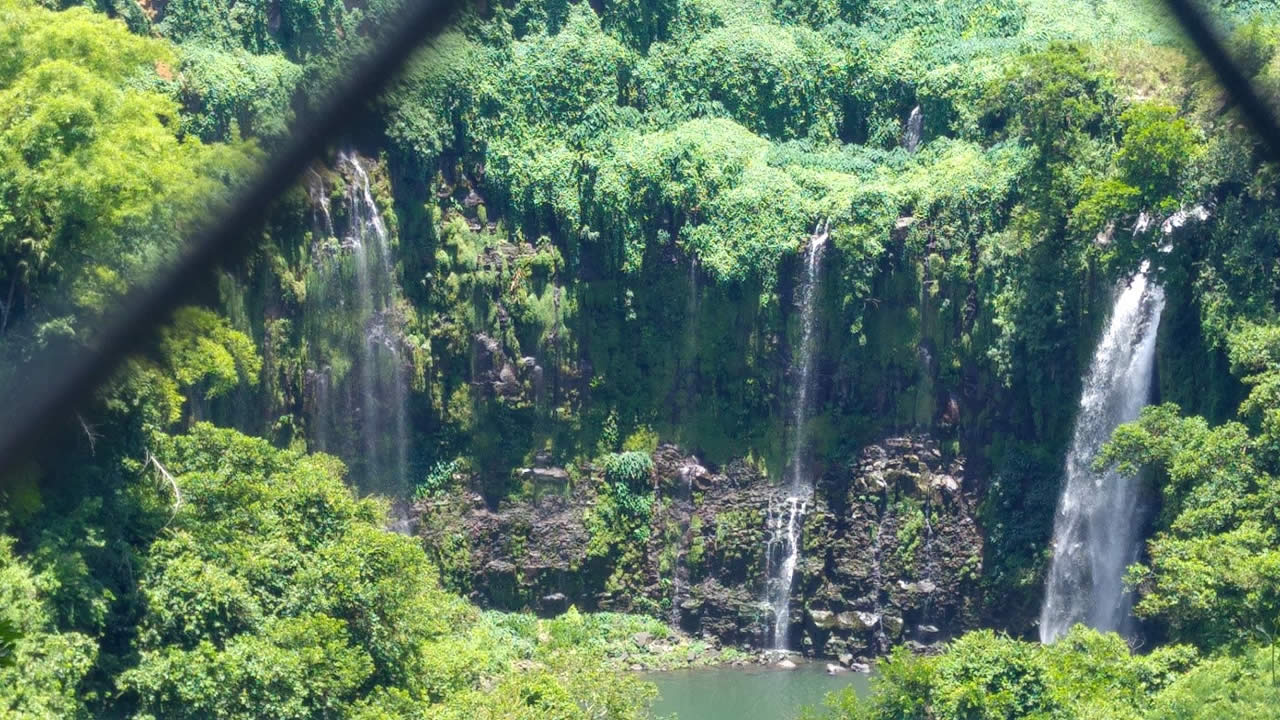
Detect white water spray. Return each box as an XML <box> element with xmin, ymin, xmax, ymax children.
<box><xmin>1040</xmin><ymin>263</ymin><xmax>1165</xmax><ymax>643</ymax></box>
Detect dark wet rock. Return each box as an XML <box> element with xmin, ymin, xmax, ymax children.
<box><xmin>883</xmin><ymin>615</ymin><xmax>904</xmax><ymax>638</ymax></box>
<box><xmin>809</xmin><ymin>610</ymin><xmax>836</xmax><ymax>629</ymax></box>
<box><xmin>424</xmin><ymin>433</ymin><xmax>981</xmax><ymax>658</ymax></box>
<box><xmin>539</xmin><ymin>592</ymin><xmax>568</xmax><ymax>615</ymax></box>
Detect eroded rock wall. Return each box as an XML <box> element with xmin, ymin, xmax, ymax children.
<box><xmin>420</xmin><ymin>434</ymin><xmax>982</xmax><ymax>659</ymax></box>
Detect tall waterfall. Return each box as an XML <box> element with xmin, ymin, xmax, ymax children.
<box><xmin>765</xmin><ymin>224</ymin><xmax>828</xmax><ymax>651</ymax></box>
<box><xmin>305</xmin><ymin>152</ymin><xmax>410</xmax><ymax>503</ymax></box>
<box><xmin>1040</xmin><ymin>263</ymin><xmax>1165</xmax><ymax>643</ymax></box>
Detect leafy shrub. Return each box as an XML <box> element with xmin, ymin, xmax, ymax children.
<box><xmin>415</xmin><ymin>458</ymin><xmax>462</xmax><ymax>500</ymax></box>
<box><xmin>603</xmin><ymin>451</ymin><xmax>654</xmax><ymax>490</ymax></box>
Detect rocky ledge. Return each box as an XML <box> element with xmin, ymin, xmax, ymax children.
<box><xmin>416</xmin><ymin>434</ymin><xmax>983</xmax><ymax>662</ymax></box>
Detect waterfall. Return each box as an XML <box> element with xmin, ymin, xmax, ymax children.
<box><xmin>904</xmin><ymin>106</ymin><xmax>923</xmax><ymax>153</ymax></box>
<box><xmin>766</xmin><ymin>495</ymin><xmax>809</xmax><ymax>650</ymax></box>
<box><xmin>305</xmin><ymin>152</ymin><xmax>411</xmax><ymax>507</ymax></box>
<box><xmin>1039</xmin><ymin>263</ymin><xmax>1165</xmax><ymax>643</ymax></box>
<box><xmin>764</xmin><ymin>223</ymin><xmax>828</xmax><ymax>652</ymax></box>
<box><xmin>670</xmin><ymin>459</ymin><xmax>700</xmax><ymax>628</ymax></box>
<box><xmin>342</xmin><ymin>151</ymin><xmax>410</xmax><ymax>499</ymax></box>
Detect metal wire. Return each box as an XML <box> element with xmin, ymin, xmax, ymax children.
<box><xmin>0</xmin><ymin>0</ymin><xmax>462</xmax><ymax>480</ymax></box>
<box><xmin>1164</xmin><ymin>0</ymin><xmax>1280</xmax><ymax>164</ymax></box>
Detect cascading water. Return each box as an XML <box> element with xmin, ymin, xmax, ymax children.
<box><xmin>904</xmin><ymin>106</ymin><xmax>923</xmax><ymax>153</ymax></box>
<box><xmin>342</xmin><ymin>151</ymin><xmax>410</xmax><ymax>498</ymax></box>
<box><xmin>764</xmin><ymin>223</ymin><xmax>828</xmax><ymax>651</ymax></box>
<box><xmin>305</xmin><ymin>152</ymin><xmax>411</xmax><ymax>505</ymax></box>
<box><xmin>1039</xmin><ymin>262</ymin><xmax>1165</xmax><ymax>643</ymax></box>
<box><xmin>766</xmin><ymin>495</ymin><xmax>809</xmax><ymax>650</ymax></box>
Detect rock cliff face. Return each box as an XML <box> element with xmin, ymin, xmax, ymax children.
<box><xmin>419</xmin><ymin>434</ymin><xmax>982</xmax><ymax>659</ymax></box>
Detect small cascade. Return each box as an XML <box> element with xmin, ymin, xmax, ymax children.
<box><xmin>1040</xmin><ymin>262</ymin><xmax>1166</xmax><ymax>643</ymax></box>
<box><xmin>764</xmin><ymin>223</ymin><xmax>828</xmax><ymax>651</ymax></box>
<box><xmin>765</xmin><ymin>495</ymin><xmax>808</xmax><ymax>650</ymax></box>
<box><xmin>669</xmin><ymin>459</ymin><xmax>700</xmax><ymax>627</ymax></box>
<box><xmin>304</xmin><ymin>151</ymin><xmax>411</xmax><ymax>511</ymax></box>
<box><xmin>904</xmin><ymin>106</ymin><xmax>923</xmax><ymax>153</ymax></box>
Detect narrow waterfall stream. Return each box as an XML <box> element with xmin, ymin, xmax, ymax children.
<box><xmin>765</xmin><ymin>224</ymin><xmax>828</xmax><ymax>651</ymax></box>
<box><xmin>1040</xmin><ymin>263</ymin><xmax>1165</xmax><ymax>643</ymax></box>
<box><xmin>904</xmin><ymin>106</ymin><xmax>924</xmax><ymax>153</ymax></box>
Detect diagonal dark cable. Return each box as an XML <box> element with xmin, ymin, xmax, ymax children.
<box><xmin>1164</xmin><ymin>0</ymin><xmax>1280</xmax><ymax>164</ymax></box>
<box><xmin>0</xmin><ymin>0</ymin><xmax>462</xmax><ymax>479</ymax></box>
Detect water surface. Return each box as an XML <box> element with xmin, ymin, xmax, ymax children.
<box><xmin>649</xmin><ymin>662</ymin><xmax>871</xmax><ymax>720</ymax></box>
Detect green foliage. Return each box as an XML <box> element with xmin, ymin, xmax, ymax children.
<box><xmin>894</xmin><ymin>502</ymin><xmax>925</xmax><ymax>575</ymax></box>
<box><xmin>13</xmin><ymin>3</ymin><xmax>1280</xmax><ymax>718</ymax></box>
<box><xmin>0</xmin><ymin>536</ymin><xmax>97</xmax><ymax>718</ymax></box>
<box><xmin>1113</xmin><ymin>104</ymin><xmax>1200</xmax><ymax>212</ymax></box>
<box><xmin>804</xmin><ymin>627</ymin><xmax>1198</xmax><ymax>720</ymax></box>
<box><xmin>415</xmin><ymin>458</ymin><xmax>462</xmax><ymax>500</ymax></box>
<box><xmin>0</xmin><ymin>0</ymin><xmax>257</xmax><ymax>369</ymax></box>
<box><xmin>1147</xmin><ymin>645</ymin><xmax>1280</xmax><ymax>720</ymax></box>
<box><xmin>171</xmin><ymin>43</ymin><xmax>301</xmax><ymax>142</ymax></box>
<box><xmin>1099</xmin><ymin>403</ymin><xmax>1280</xmax><ymax>650</ymax></box>
<box><xmin>0</xmin><ymin>422</ymin><xmax>658</xmax><ymax>718</ymax></box>
<box><xmin>653</xmin><ymin>22</ymin><xmax>842</xmax><ymax>141</ymax></box>
<box><xmin>160</xmin><ymin>306</ymin><xmax>262</xmax><ymax>399</ymax></box>
<box><xmin>0</xmin><ymin>617</ymin><xmax>16</xmax><ymax>668</ymax></box>
<box><xmin>603</xmin><ymin>450</ymin><xmax>654</xmax><ymax>489</ymax></box>
<box><xmin>594</xmin><ymin>117</ymin><xmax>811</xmax><ymax>283</ymax></box>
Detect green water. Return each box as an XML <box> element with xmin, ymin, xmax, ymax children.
<box><xmin>648</xmin><ymin>663</ymin><xmax>872</xmax><ymax>720</ymax></box>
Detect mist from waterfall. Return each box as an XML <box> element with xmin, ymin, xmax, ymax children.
<box><xmin>1039</xmin><ymin>263</ymin><xmax>1165</xmax><ymax>643</ymax></box>
<box><xmin>765</xmin><ymin>224</ymin><xmax>828</xmax><ymax>651</ymax></box>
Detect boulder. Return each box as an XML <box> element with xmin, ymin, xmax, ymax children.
<box><xmin>809</xmin><ymin>609</ymin><xmax>837</xmax><ymax>629</ymax></box>
<box><xmin>931</xmin><ymin>474</ymin><xmax>960</xmax><ymax>497</ymax></box>
<box><xmin>838</xmin><ymin>652</ymin><xmax>854</xmax><ymax>667</ymax></box>
<box><xmin>776</xmin><ymin>658</ymin><xmax>797</xmax><ymax>670</ymax></box>
<box><xmin>836</xmin><ymin>611</ymin><xmax>879</xmax><ymax>631</ymax></box>
<box><xmin>882</xmin><ymin>615</ymin><xmax>904</xmax><ymax>638</ymax></box>
<box><xmin>539</xmin><ymin>592</ymin><xmax>568</xmax><ymax>614</ymax></box>
<box><xmin>632</xmin><ymin>632</ymin><xmax>654</xmax><ymax>648</ymax></box>
<box><xmin>826</xmin><ymin>663</ymin><xmax>848</xmax><ymax>675</ymax></box>
<box><xmin>848</xmin><ymin>661</ymin><xmax>872</xmax><ymax>673</ymax></box>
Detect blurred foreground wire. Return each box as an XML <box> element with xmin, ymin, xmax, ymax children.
<box><xmin>0</xmin><ymin>0</ymin><xmax>462</xmax><ymax>481</ymax></box>
<box><xmin>1164</xmin><ymin>0</ymin><xmax>1280</xmax><ymax>163</ymax></box>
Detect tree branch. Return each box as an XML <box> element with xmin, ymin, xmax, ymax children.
<box><xmin>145</xmin><ymin>449</ymin><xmax>181</xmax><ymax>522</ymax></box>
